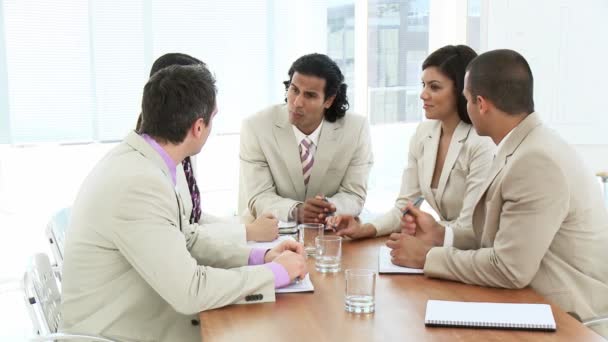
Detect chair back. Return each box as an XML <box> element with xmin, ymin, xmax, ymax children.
<box><xmin>46</xmin><ymin>207</ymin><xmax>71</xmax><ymax>267</ymax></box>
<box><xmin>23</xmin><ymin>253</ymin><xmax>62</xmax><ymax>336</ymax></box>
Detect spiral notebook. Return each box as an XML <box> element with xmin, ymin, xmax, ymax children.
<box><xmin>247</xmin><ymin>235</ymin><xmax>296</xmax><ymax>249</ymax></box>
<box><xmin>425</xmin><ymin>300</ymin><xmax>556</xmax><ymax>331</ymax></box>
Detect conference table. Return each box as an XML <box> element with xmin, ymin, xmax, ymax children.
<box><xmin>199</xmin><ymin>236</ymin><xmax>604</xmax><ymax>341</ymax></box>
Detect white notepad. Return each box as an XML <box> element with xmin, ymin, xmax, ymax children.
<box><xmin>276</xmin><ymin>274</ymin><xmax>314</xmax><ymax>293</ymax></box>
<box><xmin>378</xmin><ymin>246</ymin><xmax>424</xmax><ymax>274</ymax></box>
<box><xmin>425</xmin><ymin>300</ymin><xmax>556</xmax><ymax>331</ymax></box>
<box><xmin>247</xmin><ymin>235</ymin><xmax>296</xmax><ymax>249</ymax></box>
<box><xmin>278</xmin><ymin>220</ymin><xmax>297</xmax><ymax>228</ymax></box>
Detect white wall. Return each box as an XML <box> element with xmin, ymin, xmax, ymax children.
<box><xmin>484</xmin><ymin>0</ymin><xmax>608</xmax><ymax>146</ymax></box>
<box><xmin>481</xmin><ymin>0</ymin><xmax>608</xmax><ymax>175</ymax></box>
<box><xmin>574</xmin><ymin>145</ymin><xmax>608</xmax><ymax>174</ymax></box>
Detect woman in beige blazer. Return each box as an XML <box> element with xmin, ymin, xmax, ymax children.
<box><xmin>329</xmin><ymin>45</ymin><xmax>494</xmax><ymax>238</ymax></box>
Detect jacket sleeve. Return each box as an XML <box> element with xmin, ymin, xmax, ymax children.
<box><xmin>197</xmin><ymin>213</ymin><xmax>248</xmax><ymax>245</ymax></box>
<box><xmin>441</xmin><ymin>136</ymin><xmax>494</xmax><ymax>249</ymax></box>
<box><xmin>239</xmin><ymin>117</ymin><xmax>299</xmax><ymax>221</ymax></box>
<box><xmin>113</xmin><ymin>175</ymin><xmax>275</xmax><ymax>315</ymax></box>
<box><xmin>424</xmin><ymin>151</ymin><xmax>569</xmax><ymax>289</ymax></box>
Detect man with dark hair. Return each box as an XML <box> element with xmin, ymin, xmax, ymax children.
<box><xmin>136</xmin><ymin>53</ymin><xmax>278</xmax><ymax>243</ymax></box>
<box><xmin>60</xmin><ymin>64</ymin><xmax>307</xmax><ymax>342</ymax></box>
<box><xmin>135</xmin><ymin>52</ymin><xmax>206</xmax><ymax>130</ymax></box>
<box><xmin>388</xmin><ymin>49</ymin><xmax>608</xmax><ymax>337</ymax></box>
<box><xmin>239</xmin><ymin>53</ymin><xmax>373</xmax><ymax>223</ymax></box>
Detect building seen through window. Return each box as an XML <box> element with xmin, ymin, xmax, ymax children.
<box><xmin>327</xmin><ymin>0</ymin><xmax>429</xmax><ymax>125</ymax></box>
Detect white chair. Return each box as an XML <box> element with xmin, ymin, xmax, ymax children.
<box><xmin>23</xmin><ymin>253</ymin><xmax>116</xmax><ymax>342</ymax></box>
<box><xmin>46</xmin><ymin>208</ymin><xmax>71</xmax><ymax>269</ymax></box>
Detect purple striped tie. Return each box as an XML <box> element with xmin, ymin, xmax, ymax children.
<box><xmin>182</xmin><ymin>156</ymin><xmax>201</xmax><ymax>224</ymax></box>
<box><xmin>300</xmin><ymin>137</ymin><xmax>314</xmax><ymax>186</ymax></box>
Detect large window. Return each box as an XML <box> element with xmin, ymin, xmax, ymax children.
<box><xmin>325</xmin><ymin>0</ymin><xmax>430</xmax><ymax>212</ymax></box>
<box><xmin>327</xmin><ymin>1</ymin><xmax>355</xmax><ymax>109</ymax></box>
<box><xmin>367</xmin><ymin>0</ymin><xmax>428</xmax><ymax>125</ymax></box>
<box><xmin>0</xmin><ymin>0</ymin><xmax>328</xmax><ymax>144</ymax></box>
<box><xmin>466</xmin><ymin>0</ymin><xmax>481</xmax><ymax>52</ymax></box>
<box><xmin>3</xmin><ymin>1</ymin><xmax>96</xmax><ymax>143</ymax></box>
<box><xmin>0</xmin><ymin>0</ymin><xmax>330</xmax><ymax>282</ymax></box>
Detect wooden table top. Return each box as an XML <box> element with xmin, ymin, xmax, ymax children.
<box><xmin>200</xmin><ymin>236</ymin><xmax>603</xmax><ymax>342</ymax></box>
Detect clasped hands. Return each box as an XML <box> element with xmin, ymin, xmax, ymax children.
<box><xmin>386</xmin><ymin>202</ymin><xmax>446</xmax><ymax>269</ymax></box>
<box><xmin>295</xmin><ymin>194</ymin><xmax>336</xmax><ymax>224</ymax></box>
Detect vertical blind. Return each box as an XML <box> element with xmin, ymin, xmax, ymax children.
<box><xmin>0</xmin><ymin>0</ymin><xmax>325</xmax><ymax>144</ymax></box>
<box><xmin>3</xmin><ymin>0</ymin><xmax>94</xmax><ymax>143</ymax></box>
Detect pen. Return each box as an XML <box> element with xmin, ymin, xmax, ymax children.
<box><xmin>402</xmin><ymin>196</ymin><xmax>424</xmax><ymax>217</ymax></box>
<box><xmin>321</xmin><ymin>196</ymin><xmax>335</xmax><ymax>217</ymax></box>
<box><xmin>320</xmin><ymin>196</ymin><xmax>338</xmax><ymax>229</ymax></box>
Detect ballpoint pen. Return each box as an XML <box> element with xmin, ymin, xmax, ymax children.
<box><xmin>402</xmin><ymin>196</ymin><xmax>424</xmax><ymax>217</ymax></box>
<box><xmin>320</xmin><ymin>196</ymin><xmax>335</xmax><ymax>216</ymax></box>
<box><xmin>321</xmin><ymin>196</ymin><xmax>337</xmax><ymax>229</ymax></box>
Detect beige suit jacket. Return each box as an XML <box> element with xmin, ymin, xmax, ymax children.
<box><xmin>176</xmin><ymin>163</ymin><xmax>247</xmax><ymax>244</ymax></box>
<box><xmin>60</xmin><ymin>132</ymin><xmax>275</xmax><ymax>342</ymax></box>
<box><xmin>425</xmin><ymin>113</ymin><xmax>608</xmax><ymax>337</ymax></box>
<box><xmin>372</xmin><ymin>120</ymin><xmax>495</xmax><ymax>236</ymax></box>
<box><xmin>239</xmin><ymin>104</ymin><xmax>373</xmax><ymax>221</ymax></box>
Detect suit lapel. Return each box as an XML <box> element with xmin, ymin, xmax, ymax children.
<box><xmin>472</xmin><ymin>113</ymin><xmax>543</xmax><ymax>209</ymax></box>
<box><xmin>421</xmin><ymin>122</ymin><xmax>441</xmax><ymax>211</ymax></box>
<box><xmin>306</xmin><ymin>120</ymin><xmax>341</xmax><ymax>199</ymax></box>
<box><xmin>435</xmin><ymin>122</ymin><xmax>471</xmax><ymax>207</ymax></box>
<box><xmin>272</xmin><ymin>110</ymin><xmax>306</xmax><ymax>200</ymax></box>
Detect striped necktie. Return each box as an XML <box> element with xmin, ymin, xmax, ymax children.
<box><xmin>300</xmin><ymin>137</ymin><xmax>314</xmax><ymax>186</ymax></box>
<box><xmin>182</xmin><ymin>156</ymin><xmax>201</xmax><ymax>224</ymax></box>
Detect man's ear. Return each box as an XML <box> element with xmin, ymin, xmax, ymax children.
<box><xmin>192</xmin><ymin>118</ymin><xmax>204</xmax><ymax>138</ymax></box>
<box><xmin>477</xmin><ymin>95</ymin><xmax>490</xmax><ymax>115</ymax></box>
<box><xmin>323</xmin><ymin>95</ymin><xmax>336</xmax><ymax>109</ymax></box>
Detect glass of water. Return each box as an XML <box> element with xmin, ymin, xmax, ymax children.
<box><xmin>298</xmin><ymin>223</ymin><xmax>324</xmax><ymax>256</ymax></box>
<box><xmin>344</xmin><ymin>269</ymin><xmax>376</xmax><ymax>313</ymax></box>
<box><xmin>315</xmin><ymin>235</ymin><xmax>342</xmax><ymax>273</ymax></box>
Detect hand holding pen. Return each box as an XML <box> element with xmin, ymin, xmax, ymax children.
<box><xmin>399</xmin><ymin>197</ymin><xmax>445</xmax><ymax>247</ymax></box>
<box><xmin>320</xmin><ymin>196</ymin><xmax>335</xmax><ymax>217</ymax></box>
<box><xmin>297</xmin><ymin>195</ymin><xmax>336</xmax><ymax>224</ymax></box>
<box><xmin>402</xmin><ymin>196</ymin><xmax>424</xmax><ymax>217</ymax></box>
<box><xmin>326</xmin><ymin>215</ymin><xmax>377</xmax><ymax>239</ymax></box>
<box><xmin>400</xmin><ymin>196</ymin><xmax>424</xmax><ymax>235</ymax></box>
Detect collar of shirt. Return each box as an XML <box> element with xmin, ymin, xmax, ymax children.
<box><xmin>496</xmin><ymin>129</ymin><xmax>514</xmax><ymax>157</ymax></box>
<box><xmin>292</xmin><ymin>120</ymin><xmax>324</xmax><ymax>147</ymax></box>
<box><xmin>141</xmin><ymin>133</ymin><xmax>177</xmax><ymax>186</ymax></box>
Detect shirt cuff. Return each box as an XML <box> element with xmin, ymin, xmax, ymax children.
<box><xmin>248</xmin><ymin>248</ymin><xmax>267</xmax><ymax>265</ymax></box>
<box><xmin>265</xmin><ymin>262</ymin><xmax>291</xmax><ymax>288</ymax></box>
<box><xmin>443</xmin><ymin>225</ymin><xmax>454</xmax><ymax>247</ymax></box>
